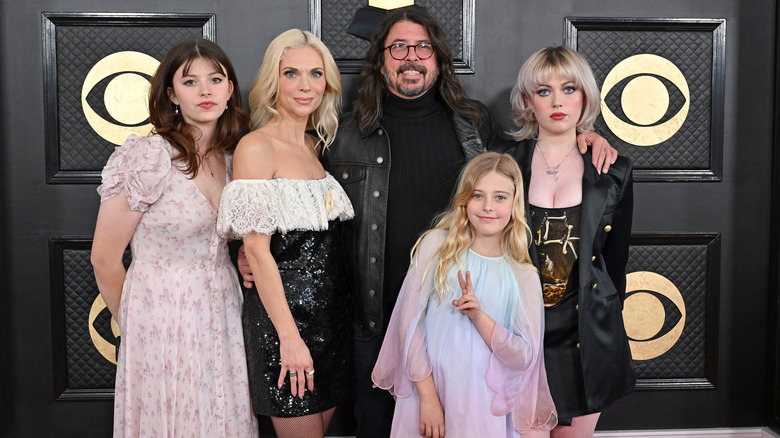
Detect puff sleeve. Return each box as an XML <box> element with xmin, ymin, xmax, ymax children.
<box><xmin>96</xmin><ymin>134</ymin><xmax>171</xmax><ymax>212</ymax></box>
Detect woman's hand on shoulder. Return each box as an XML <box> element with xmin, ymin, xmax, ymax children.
<box><xmin>233</xmin><ymin>130</ymin><xmax>276</xmax><ymax>180</ymax></box>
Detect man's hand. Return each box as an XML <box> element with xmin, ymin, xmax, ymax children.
<box><xmin>576</xmin><ymin>131</ymin><xmax>618</xmax><ymax>174</ymax></box>
<box><xmin>237</xmin><ymin>245</ymin><xmax>254</xmax><ymax>288</ymax></box>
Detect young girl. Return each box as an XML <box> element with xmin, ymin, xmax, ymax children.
<box><xmin>372</xmin><ymin>152</ymin><xmax>557</xmax><ymax>437</ymax></box>
<box><xmin>503</xmin><ymin>46</ymin><xmax>635</xmax><ymax>437</ymax></box>
<box><xmin>91</xmin><ymin>38</ymin><xmax>257</xmax><ymax>436</ymax></box>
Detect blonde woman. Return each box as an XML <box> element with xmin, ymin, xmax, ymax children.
<box><xmin>503</xmin><ymin>46</ymin><xmax>635</xmax><ymax>437</ymax></box>
<box><xmin>372</xmin><ymin>152</ymin><xmax>557</xmax><ymax>437</ymax></box>
<box><xmin>91</xmin><ymin>38</ymin><xmax>257</xmax><ymax>436</ymax></box>
<box><xmin>216</xmin><ymin>29</ymin><xmax>353</xmax><ymax>437</ymax></box>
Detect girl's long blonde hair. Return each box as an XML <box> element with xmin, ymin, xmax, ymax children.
<box><xmin>248</xmin><ymin>29</ymin><xmax>341</xmax><ymax>149</ymax></box>
<box><xmin>411</xmin><ymin>152</ymin><xmax>535</xmax><ymax>301</ymax></box>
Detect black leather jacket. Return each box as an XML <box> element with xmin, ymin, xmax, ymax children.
<box><xmin>321</xmin><ymin>101</ymin><xmax>498</xmax><ymax>334</ymax></box>
<box><xmin>502</xmin><ymin>138</ymin><xmax>636</xmax><ymax>413</ymax></box>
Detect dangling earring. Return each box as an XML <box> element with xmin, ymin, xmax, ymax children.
<box><xmin>175</xmin><ymin>104</ymin><xmax>179</xmax><ymax>115</ymax></box>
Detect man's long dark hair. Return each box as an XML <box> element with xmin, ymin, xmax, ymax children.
<box><xmin>352</xmin><ymin>6</ymin><xmax>482</xmax><ymax>135</ymax></box>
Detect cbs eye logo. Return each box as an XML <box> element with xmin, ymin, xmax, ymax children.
<box><xmin>601</xmin><ymin>54</ymin><xmax>690</xmax><ymax>147</ymax></box>
<box><xmin>81</xmin><ymin>51</ymin><xmax>160</xmax><ymax>145</ymax></box>
<box><xmin>622</xmin><ymin>271</ymin><xmax>686</xmax><ymax>360</ymax></box>
<box><xmin>88</xmin><ymin>294</ymin><xmax>120</xmax><ymax>364</ymax></box>
<box><xmin>369</xmin><ymin>0</ymin><xmax>414</xmax><ymax>8</ymax></box>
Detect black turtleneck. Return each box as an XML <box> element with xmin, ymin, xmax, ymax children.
<box><xmin>380</xmin><ymin>90</ymin><xmax>466</xmax><ymax>309</ymax></box>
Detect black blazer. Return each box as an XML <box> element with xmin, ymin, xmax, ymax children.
<box><xmin>501</xmin><ymin>138</ymin><xmax>636</xmax><ymax>413</ymax></box>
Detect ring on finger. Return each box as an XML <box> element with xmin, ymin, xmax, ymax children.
<box><xmin>289</xmin><ymin>371</ymin><xmax>298</xmax><ymax>378</ymax></box>
<box><xmin>306</xmin><ymin>369</ymin><xmax>315</xmax><ymax>376</ymax></box>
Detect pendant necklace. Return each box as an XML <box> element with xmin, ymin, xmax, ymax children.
<box><xmin>202</xmin><ymin>154</ymin><xmax>214</xmax><ymax>177</ymax></box>
<box><xmin>537</xmin><ymin>143</ymin><xmax>577</xmax><ymax>182</ymax></box>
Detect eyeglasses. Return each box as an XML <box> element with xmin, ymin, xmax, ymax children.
<box><xmin>384</xmin><ymin>43</ymin><xmax>435</xmax><ymax>60</ymax></box>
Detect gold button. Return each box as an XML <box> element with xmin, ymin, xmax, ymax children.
<box><xmin>370</xmin><ymin>257</ymin><xmax>377</xmax><ymax>263</ymax></box>
<box><xmin>575</xmin><ymin>305</ymin><xmax>579</xmax><ymax>311</ymax></box>
<box><xmin>373</xmin><ymin>191</ymin><xmax>380</xmax><ymax>198</ymax></box>
<box><xmin>369</xmin><ymin>321</ymin><xmax>376</xmax><ymax>328</ymax></box>
<box><xmin>592</xmin><ymin>283</ymin><xmax>597</xmax><ymax>289</ymax></box>
<box><xmin>342</xmin><ymin>172</ymin><xmax>349</xmax><ymax>179</ymax></box>
<box><xmin>604</xmin><ymin>225</ymin><xmax>612</xmax><ymax>232</ymax></box>
<box><xmin>377</xmin><ymin>129</ymin><xmax>384</xmax><ymax>136</ymax></box>
<box><xmin>576</xmin><ymin>343</ymin><xmax>581</xmax><ymax>349</ymax></box>
<box><xmin>591</xmin><ymin>256</ymin><xmax>596</xmax><ymax>261</ymax></box>
<box><xmin>371</xmin><ymin>224</ymin><xmax>378</xmax><ymax>231</ymax></box>
<box><xmin>368</xmin><ymin>289</ymin><xmax>376</xmax><ymax>297</ymax></box>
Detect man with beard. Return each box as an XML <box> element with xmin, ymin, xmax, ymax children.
<box><xmin>320</xmin><ymin>6</ymin><xmax>616</xmax><ymax>437</ymax></box>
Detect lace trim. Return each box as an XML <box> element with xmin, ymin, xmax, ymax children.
<box><xmin>217</xmin><ymin>174</ymin><xmax>354</xmax><ymax>239</ymax></box>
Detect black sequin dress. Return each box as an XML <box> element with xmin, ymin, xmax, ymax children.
<box><xmin>217</xmin><ymin>174</ymin><xmax>354</xmax><ymax>417</ymax></box>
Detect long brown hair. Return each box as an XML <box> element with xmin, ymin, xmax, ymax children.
<box><xmin>352</xmin><ymin>6</ymin><xmax>482</xmax><ymax>135</ymax></box>
<box><xmin>148</xmin><ymin>38</ymin><xmax>249</xmax><ymax>176</ymax></box>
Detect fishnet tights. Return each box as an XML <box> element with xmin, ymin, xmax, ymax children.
<box><xmin>271</xmin><ymin>407</ymin><xmax>336</xmax><ymax>438</ymax></box>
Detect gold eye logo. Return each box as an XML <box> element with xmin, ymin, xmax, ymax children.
<box><xmin>88</xmin><ymin>294</ymin><xmax>120</xmax><ymax>364</ymax></box>
<box><xmin>601</xmin><ymin>54</ymin><xmax>690</xmax><ymax>146</ymax></box>
<box><xmin>81</xmin><ymin>51</ymin><xmax>160</xmax><ymax>145</ymax></box>
<box><xmin>368</xmin><ymin>0</ymin><xmax>413</xmax><ymax>8</ymax></box>
<box><xmin>622</xmin><ymin>271</ymin><xmax>686</xmax><ymax>360</ymax></box>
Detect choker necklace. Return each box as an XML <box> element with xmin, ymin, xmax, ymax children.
<box><xmin>537</xmin><ymin>143</ymin><xmax>577</xmax><ymax>182</ymax></box>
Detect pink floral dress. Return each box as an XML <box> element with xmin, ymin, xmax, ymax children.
<box><xmin>97</xmin><ymin>134</ymin><xmax>257</xmax><ymax>437</ymax></box>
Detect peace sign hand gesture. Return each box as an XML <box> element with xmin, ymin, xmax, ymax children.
<box><xmin>452</xmin><ymin>270</ymin><xmax>484</xmax><ymax>322</ymax></box>
<box><xmin>453</xmin><ymin>270</ymin><xmax>497</xmax><ymax>347</ymax></box>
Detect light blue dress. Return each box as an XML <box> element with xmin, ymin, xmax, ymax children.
<box><xmin>372</xmin><ymin>230</ymin><xmax>557</xmax><ymax>437</ymax></box>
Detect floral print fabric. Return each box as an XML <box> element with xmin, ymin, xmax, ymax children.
<box><xmin>98</xmin><ymin>134</ymin><xmax>257</xmax><ymax>437</ymax></box>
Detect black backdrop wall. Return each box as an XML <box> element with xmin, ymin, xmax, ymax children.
<box><xmin>1</xmin><ymin>0</ymin><xmax>777</xmax><ymax>436</ymax></box>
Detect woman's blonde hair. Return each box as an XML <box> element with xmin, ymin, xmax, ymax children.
<box><xmin>248</xmin><ymin>29</ymin><xmax>341</xmax><ymax>149</ymax></box>
<box><xmin>412</xmin><ymin>152</ymin><xmax>535</xmax><ymax>301</ymax></box>
<box><xmin>509</xmin><ymin>46</ymin><xmax>601</xmax><ymax>141</ymax></box>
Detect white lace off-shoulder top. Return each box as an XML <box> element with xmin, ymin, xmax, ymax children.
<box><xmin>216</xmin><ymin>173</ymin><xmax>354</xmax><ymax>239</ymax></box>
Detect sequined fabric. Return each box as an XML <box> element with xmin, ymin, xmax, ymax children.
<box><xmin>529</xmin><ymin>204</ymin><xmax>581</xmax><ymax>307</ymax></box>
<box><xmin>242</xmin><ymin>222</ymin><xmax>353</xmax><ymax>417</ymax></box>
